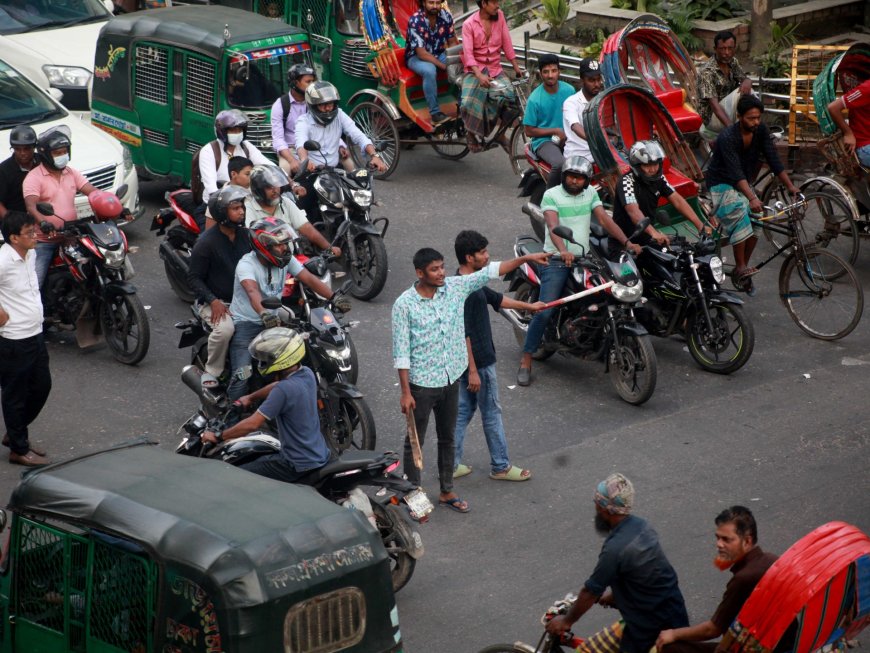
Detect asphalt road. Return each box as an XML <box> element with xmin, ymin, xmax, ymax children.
<box><xmin>3</xmin><ymin>144</ymin><xmax>869</xmax><ymax>653</ymax></box>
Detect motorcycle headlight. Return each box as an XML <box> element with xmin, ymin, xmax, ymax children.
<box><xmin>98</xmin><ymin>246</ymin><xmax>126</xmax><ymax>269</ymax></box>
<box><xmin>351</xmin><ymin>189</ymin><xmax>372</xmax><ymax>208</ymax></box>
<box><xmin>709</xmin><ymin>256</ymin><xmax>725</xmax><ymax>284</ymax></box>
<box><xmin>42</xmin><ymin>65</ymin><xmax>92</xmax><ymax>87</ymax></box>
<box><xmin>611</xmin><ymin>281</ymin><xmax>643</xmax><ymax>303</ymax></box>
<box><xmin>324</xmin><ymin>343</ymin><xmax>352</xmax><ymax>371</ymax></box>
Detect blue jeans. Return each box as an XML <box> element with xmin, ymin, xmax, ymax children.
<box><xmin>454</xmin><ymin>364</ymin><xmax>510</xmax><ymax>474</ymax></box>
<box><xmin>228</xmin><ymin>320</ymin><xmax>264</xmax><ymax>400</ymax></box>
<box><xmin>35</xmin><ymin>242</ymin><xmax>57</xmax><ymax>287</ymax></box>
<box><xmin>857</xmin><ymin>144</ymin><xmax>870</xmax><ymax>167</ymax></box>
<box><xmin>406</xmin><ymin>52</ymin><xmax>447</xmax><ymax>116</ymax></box>
<box><xmin>522</xmin><ymin>263</ymin><xmax>570</xmax><ymax>354</ymax></box>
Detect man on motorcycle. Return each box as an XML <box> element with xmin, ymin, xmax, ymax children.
<box><xmin>202</xmin><ymin>327</ymin><xmax>331</xmax><ymax>483</ymax></box>
<box><xmin>188</xmin><ymin>185</ymin><xmax>251</xmax><ymax>389</ymax></box>
<box><xmin>697</xmin><ymin>30</ymin><xmax>753</xmax><ymax>143</ymax></box>
<box><xmin>705</xmin><ymin>96</ymin><xmax>799</xmax><ymax>292</ymax></box>
<box><xmin>545</xmin><ymin>473</ymin><xmax>689</xmax><ymax>653</ymax></box>
<box><xmin>22</xmin><ymin>126</ymin><xmax>99</xmax><ymax>287</ymax></box>
<box><xmin>244</xmin><ymin>164</ymin><xmax>340</xmax><ymax>257</ymax></box>
<box><xmin>517</xmin><ymin>157</ymin><xmax>636</xmax><ymax>387</ymax></box>
<box><xmin>523</xmin><ymin>53</ymin><xmax>574</xmax><ymax>188</ymax></box>
<box><xmin>405</xmin><ymin>0</ymin><xmax>459</xmax><ymax>127</ymax></box>
<box><xmin>0</xmin><ymin>125</ymin><xmax>39</xmax><ymax>219</ymax></box>
<box><xmin>227</xmin><ymin>218</ymin><xmax>342</xmax><ymax>400</ymax></box>
<box><xmin>609</xmin><ymin>140</ymin><xmax>714</xmax><ymax>259</ymax></box>
<box><xmin>562</xmin><ymin>58</ymin><xmax>604</xmax><ymax>164</ymax></box>
<box><xmin>655</xmin><ymin>506</ymin><xmax>781</xmax><ymax>653</ymax></box>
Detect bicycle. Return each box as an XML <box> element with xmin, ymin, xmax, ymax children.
<box><xmin>738</xmin><ymin>197</ymin><xmax>864</xmax><ymax>340</ymax></box>
<box><xmin>477</xmin><ymin>594</ymin><xmax>589</xmax><ymax>653</ymax></box>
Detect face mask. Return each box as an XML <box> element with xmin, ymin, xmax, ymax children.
<box><xmin>53</xmin><ymin>154</ymin><xmax>70</xmax><ymax>169</ymax></box>
<box><xmin>227</xmin><ymin>132</ymin><xmax>244</xmax><ymax>146</ymax></box>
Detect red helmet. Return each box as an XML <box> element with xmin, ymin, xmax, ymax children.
<box><xmin>249</xmin><ymin>217</ymin><xmax>295</xmax><ymax>268</ymax></box>
<box><xmin>88</xmin><ymin>190</ymin><xmax>123</xmax><ymax>221</ymax></box>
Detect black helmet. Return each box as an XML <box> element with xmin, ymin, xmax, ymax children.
<box><xmin>249</xmin><ymin>164</ymin><xmax>289</xmax><ymax>207</ymax></box>
<box><xmin>214</xmin><ymin>109</ymin><xmax>248</xmax><ymax>144</ymax></box>
<box><xmin>10</xmin><ymin>125</ymin><xmax>37</xmax><ymax>147</ymax></box>
<box><xmin>207</xmin><ymin>184</ymin><xmax>248</xmax><ymax>227</ymax></box>
<box><xmin>287</xmin><ymin>63</ymin><xmax>316</xmax><ymax>94</ymax></box>
<box><xmin>36</xmin><ymin>125</ymin><xmax>72</xmax><ymax>171</ymax></box>
<box><xmin>561</xmin><ymin>156</ymin><xmax>593</xmax><ymax>193</ymax></box>
<box><xmin>628</xmin><ymin>140</ymin><xmax>665</xmax><ymax>184</ymax></box>
<box><xmin>305</xmin><ymin>81</ymin><xmax>340</xmax><ymax>126</ymax></box>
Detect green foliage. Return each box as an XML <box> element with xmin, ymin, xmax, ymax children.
<box><xmin>577</xmin><ymin>27</ymin><xmax>609</xmax><ymax>59</ymax></box>
<box><xmin>533</xmin><ymin>0</ymin><xmax>570</xmax><ymax>38</ymax></box>
<box><xmin>694</xmin><ymin>0</ymin><xmax>744</xmax><ymax>21</ymax></box>
<box><xmin>610</xmin><ymin>0</ymin><xmax>651</xmax><ymax>10</ymax></box>
<box><xmin>661</xmin><ymin>0</ymin><xmax>703</xmax><ymax>52</ymax></box>
<box><xmin>754</xmin><ymin>21</ymin><xmax>800</xmax><ymax>78</ymax></box>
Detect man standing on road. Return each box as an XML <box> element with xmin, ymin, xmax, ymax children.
<box><xmin>0</xmin><ymin>211</ymin><xmax>51</xmax><ymax>466</ymax></box>
<box><xmin>452</xmin><ymin>230</ymin><xmax>544</xmax><ymax>482</ymax></box>
<box><xmin>826</xmin><ymin>78</ymin><xmax>870</xmax><ymax>167</ymax></box>
<box><xmin>405</xmin><ymin>0</ymin><xmax>459</xmax><ymax>127</ymax></box>
<box><xmin>656</xmin><ymin>506</ymin><xmax>779</xmax><ymax>653</ymax></box>
<box><xmin>562</xmin><ymin>58</ymin><xmax>604</xmax><ymax>165</ymax></box>
<box><xmin>546</xmin><ymin>473</ymin><xmax>689</xmax><ymax>652</ymax></box>
<box><xmin>392</xmin><ymin>245</ymin><xmax>549</xmax><ymax>513</ymax></box>
<box><xmin>0</xmin><ymin>125</ymin><xmax>39</xmax><ymax>220</ymax></box>
<box><xmin>697</xmin><ymin>30</ymin><xmax>753</xmax><ymax>143</ymax></box>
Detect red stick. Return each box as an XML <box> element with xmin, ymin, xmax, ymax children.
<box><xmin>542</xmin><ymin>281</ymin><xmax>615</xmax><ymax>309</ymax></box>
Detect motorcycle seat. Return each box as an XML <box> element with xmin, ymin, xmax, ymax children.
<box><xmin>312</xmin><ymin>450</ymin><xmax>390</xmax><ymax>480</ymax></box>
<box><xmin>516</xmin><ymin>239</ymin><xmax>545</xmax><ymax>257</ymax></box>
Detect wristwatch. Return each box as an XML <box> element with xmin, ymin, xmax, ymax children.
<box><xmin>214</xmin><ymin>430</ymin><xmax>224</xmax><ymax>443</ymax></box>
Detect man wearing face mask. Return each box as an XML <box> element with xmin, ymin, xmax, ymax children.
<box><xmin>22</xmin><ymin>127</ymin><xmax>99</xmax><ymax>287</ymax></box>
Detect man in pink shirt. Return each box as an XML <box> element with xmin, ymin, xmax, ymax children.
<box><xmin>22</xmin><ymin>126</ymin><xmax>98</xmax><ymax>286</ymax></box>
<box><xmin>460</xmin><ymin>0</ymin><xmax>524</xmax><ymax>152</ymax></box>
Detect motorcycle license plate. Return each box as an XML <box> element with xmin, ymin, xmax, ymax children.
<box><xmin>403</xmin><ymin>489</ymin><xmax>434</xmax><ymax>519</ymax></box>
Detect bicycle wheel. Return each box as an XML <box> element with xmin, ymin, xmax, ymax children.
<box><xmin>431</xmin><ymin>120</ymin><xmax>470</xmax><ymax>160</ymax></box>
<box><xmin>778</xmin><ymin>248</ymin><xmax>864</xmax><ymax>340</ymax></box>
<box><xmin>794</xmin><ymin>191</ymin><xmax>860</xmax><ymax>267</ymax></box>
<box><xmin>508</xmin><ymin>124</ymin><xmax>529</xmax><ymax>175</ymax></box>
<box><xmin>349</xmin><ymin>101</ymin><xmax>399</xmax><ymax>180</ymax></box>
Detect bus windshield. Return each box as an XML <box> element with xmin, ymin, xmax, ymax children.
<box><xmin>226</xmin><ymin>44</ymin><xmax>312</xmax><ymax>109</ymax></box>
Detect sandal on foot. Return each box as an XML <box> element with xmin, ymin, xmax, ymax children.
<box><xmin>201</xmin><ymin>373</ymin><xmax>220</xmax><ymax>389</ymax></box>
<box><xmin>454</xmin><ymin>463</ymin><xmax>473</xmax><ymax>478</ymax></box>
<box><xmin>466</xmin><ymin>135</ymin><xmax>483</xmax><ymax>153</ymax></box>
<box><xmin>490</xmin><ymin>465</ymin><xmax>531</xmax><ymax>481</ymax></box>
<box><xmin>439</xmin><ymin>496</ymin><xmax>470</xmax><ymax>513</ymax></box>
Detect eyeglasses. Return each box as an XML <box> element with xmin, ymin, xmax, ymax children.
<box><xmin>16</xmin><ymin>229</ymin><xmax>38</xmax><ymax>238</ymax></box>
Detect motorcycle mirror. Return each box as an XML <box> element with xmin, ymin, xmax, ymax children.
<box><xmin>36</xmin><ymin>202</ymin><xmax>54</xmax><ymax>216</ymax></box>
<box><xmin>304</xmin><ymin>140</ymin><xmax>321</xmax><ymax>152</ymax></box>
<box><xmin>630</xmin><ymin>217</ymin><xmax>651</xmax><ymax>241</ymax></box>
<box><xmin>261</xmin><ymin>296</ymin><xmax>282</xmax><ymax>310</ymax></box>
<box><xmin>655</xmin><ymin>209</ymin><xmax>671</xmax><ymax>226</ymax></box>
<box><xmin>552</xmin><ymin>225</ymin><xmax>576</xmax><ymax>243</ymax></box>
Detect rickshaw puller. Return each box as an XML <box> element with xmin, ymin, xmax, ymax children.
<box><xmin>405</xmin><ymin>0</ymin><xmax>459</xmax><ymax>127</ymax></box>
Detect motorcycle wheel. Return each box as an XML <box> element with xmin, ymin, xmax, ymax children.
<box><xmin>371</xmin><ymin>502</ymin><xmax>417</xmax><ymax>592</ymax></box>
<box><xmin>529</xmin><ymin>183</ymin><xmax>546</xmax><ymax>241</ymax></box>
<box><xmin>163</xmin><ymin>254</ymin><xmax>194</xmax><ymax>303</ymax></box>
<box><xmin>512</xmin><ymin>283</ymin><xmax>555</xmax><ymax>361</ymax></box>
<box><xmin>608</xmin><ymin>333</ymin><xmax>656</xmax><ymax>405</ymax></box>
<box><xmin>347</xmin><ymin>234</ymin><xmax>388</xmax><ymax>301</ymax></box>
<box><xmin>100</xmin><ymin>293</ymin><xmax>150</xmax><ymax>365</ymax></box>
<box><xmin>328</xmin><ymin>396</ymin><xmax>376</xmax><ymax>452</ymax></box>
<box><xmin>686</xmin><ymin>303</ymin><xmax>754</xmax><ymax>374</ymax></box>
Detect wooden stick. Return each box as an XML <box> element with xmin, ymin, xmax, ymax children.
<box><xmin>406</xmin><ymin>410</ymin><xmax>423</xmax><ymax>470</ymax></box>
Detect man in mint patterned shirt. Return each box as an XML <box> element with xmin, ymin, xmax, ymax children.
<box><xmin>392</xmin><ymin>245</ymin><xmax>549</xmax><ymax>513</ymax></box>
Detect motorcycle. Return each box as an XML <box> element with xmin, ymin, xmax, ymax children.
<box><xmin>634</xmin><ymin>218</ymin><xmax>754</xmax><ymax>374</ymax></box>
<box><xmin>175</xmin><ymin>402</ymin><xmax>433</xmax><ymax>592</ymax></box>
<box><xmin>300</xmin><ymin>140</ymin><xmax>390</xmax><ymax>301</ymax></box>
<box><xmin>150</xmin><ymin>188</ymin><xmax>200</xmax><ymax>303</ymax></box>
<box><xmin>500</xmin><ymin>220</ymin><xmax>657</xmax><ymax>405</ymax></box>
<box><xmin>37</xmin><ymin>189</ymin><xmax>150</xmax><ymax>365</ymax></box>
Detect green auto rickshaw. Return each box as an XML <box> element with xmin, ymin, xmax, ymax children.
<box><xmin>0</xmin><ymin>440</ymin><xmax>404</xmax><ymax>653</ymax></box>
<box><xmin>91</xmin><ymin>6</ymin><xmax>313</xmax><ymax>184</ymax></box>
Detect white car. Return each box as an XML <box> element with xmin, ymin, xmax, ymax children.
<box><xmin>0</xmin><ymin>58</ymin><xmax>141</xmax><ymax>223</ymax></box>
<box><xmin>0</xmin><ymin>0</ymin><xmax>114</xmax><ymax>118</ymax></box>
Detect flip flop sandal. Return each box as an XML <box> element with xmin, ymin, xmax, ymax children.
<box><xmin>454</xmin><ymin>463</ymin><xmax>473</xmax><ymax>478</ymax></box>
<box><xmin>201</xmin><ymin>373</ymin><xmax>220</xmax><ymax>389</ymax></box>
<box><xmin>439</xmin><ymin>497</ymin><xmax>470</xmax><ymax>513</ymax></box>
<box><xmin>490</xmin><ymin>465</ymin><xmax>531</xmax><ymax>481</ymax></box>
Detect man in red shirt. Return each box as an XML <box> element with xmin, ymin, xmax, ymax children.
<box><xmin>827</xmin><ymin>78</ymin><xmax>870</xmax><ymax>167</ymax></box>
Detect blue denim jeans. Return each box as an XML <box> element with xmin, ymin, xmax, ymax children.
<box><xmin>857</xmin><ymin>144</ymin><xmax>870</xmax><ymax>167</ymax></box>
<box><xmin>228</xmin><ymin>320</ymin><xmax>264</xmax><ymax>400</ymax></box>
<box><xmin>35</xmin><ymin>242</ymin><xmax>57</xmax><ymax>287</ymax></box>
<box><xmin>406</xmin><ymin>52</ymin><xmax>447</xmax><ymax>116</ymax></box>
<box><xmin>454</xmin><ymin>364</ymin><xmax>510</xmax><ymax>474</ymax></box>
<box><xmin>522</xmin><ymin>262</ymin><xmax>570</xmax><ymax>354</ymax></box>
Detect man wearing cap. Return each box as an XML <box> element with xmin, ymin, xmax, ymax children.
<box><xmin>546</xmin><ymin>473</ymin><xmax>689</xmax><ymax>653</ymax></box>
<box><xmin>562</xmin><ymin>58</ymin><xmax>604</xmax><ymax>165</ymax></box>
<box><xmin>0</xmin><ymin>125</ymin><xmax>40</xmax><ymax>220</ymax></box>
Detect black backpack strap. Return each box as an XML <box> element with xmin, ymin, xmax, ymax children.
<box><xmin>281</xmin><ymin>93</ymin><xmax>291</xmax><ymax>123</ymax></box>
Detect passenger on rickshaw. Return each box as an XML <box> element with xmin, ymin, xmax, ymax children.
<box><xmin>655</xmin><ymin>506</ymin><xmax>787</xmax><ymax>653</ymax></box>
<box><xmin>826</xmin><ymin>78</ymin><xmax>870</xmax><ymax>168</ymax></box>
<box><xmin>523</xmin><ymin>54</ymin><xmax>574</xmax><ymax>188</ymax></box>
<box><xmin>608</xmin><ymin>140</ymin><xmax>713</xmax><ymax>260</ymax></box>
<box><xmin>405</xmin><ymin>0</ymin><xmax>459</xmax><ymax>127</ymax></box>
<box><xmin>562</xmin><ymin>58</ymin><xmax>604</xmax><ymax>166</ymax></box>
<box><xmin>460</xmin><ymin>0</ymin><xmax>524</xmax><ymax>153</ymax></box>
<box><xmin>270</xmin><ymin>64</ymin><xmax>354</xmax><ymax>177</ymax></box>
<box><xmin>697</xmin><ymin>30</ymin><xmax>753</xmax><ymax>143</ymax></box>
<box><xmin>705</xmin><ymin>95</ymin><xmax>799</xmax><ymax>293</ymax></box>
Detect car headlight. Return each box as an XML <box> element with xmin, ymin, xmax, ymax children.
<box><xmin>43</xmin><ymin>65</ymin><xmax>92</xmax><ymax>87</ymax></box>
<box><xmin>98</xmin><ymin>246</ymin><xmax>126</xmax><ymax>269</ymax></box>
<box><xmin>351</xmin><ymin>189</ymin><xmax>372</xmax><ymax>208</ymax></box>
<box><xmin>709</xmin><ymin>256</ymin><xmax>725</xmax><ymax>283</ymax></box>
<box><xmin>611</xmin><ymin>281</ymin><xmax>643</xmax><ymax>303</ymax></box>
<box><xmin>122</xmin><ymin>145</ymin><xmax>134</xmax><ymax>175</ymax></box>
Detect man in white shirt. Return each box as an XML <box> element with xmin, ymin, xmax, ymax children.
<box><xmin>562</xmin><ymin>58</ymin><xmax>604</xmax><ymax>164</ymax></box>
<box><xmin>0</xmin><ymin>211</ymin><xmax>51</xmax><ymax>466</ymax></box>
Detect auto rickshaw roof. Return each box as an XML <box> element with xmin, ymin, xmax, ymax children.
<box><xmin>8</xmin><ymin>440</ymin><xmax>384</xmax><ymax>603</ymax></box>
<box><xmin>99</xmin><ymin>6</ymin><xmax>307</xmax><ymax>60</ymax></box>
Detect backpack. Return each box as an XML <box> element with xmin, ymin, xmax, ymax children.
<box><xmin>190</xmin><ymin>140</ymin><xmax>251</xmax><ymax>202</ymax></box>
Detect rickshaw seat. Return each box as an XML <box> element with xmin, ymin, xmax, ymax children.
<box><xmin>392</xmin><ymin>47</ymin><xmax>450</xmax><ymax>97</ymax></box>
<box><xmin>661</xmin><ymin>159</ymin><xmax>698</xmax><ymax>203</ymax></box>
<box><xmin>658</xmin><ymin>88</ymin><xmax>702</xmax><ymax>134</ymax></box>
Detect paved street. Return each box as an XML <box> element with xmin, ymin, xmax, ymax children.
<box><xmin>3</xmin><ymin>145</ymin><xmax>869</xmax><ymax>652</ymax></box>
